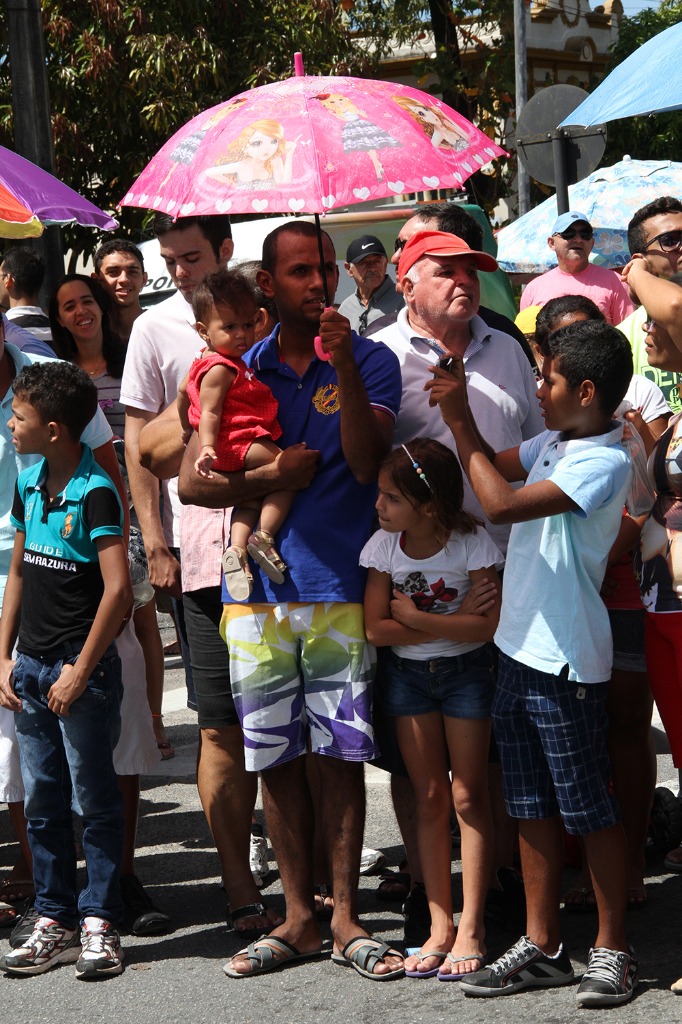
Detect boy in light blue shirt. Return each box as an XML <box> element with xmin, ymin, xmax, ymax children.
<box><xmin>429</xmin><ymin>319</ymin><xmax>636</xmax><ymax>1008</ymax></box>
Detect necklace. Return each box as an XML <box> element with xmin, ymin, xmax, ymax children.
<box><xmin>80</xmin><ymin>360</ymin><xmax>106</xmax><ymax>377</ymax></box>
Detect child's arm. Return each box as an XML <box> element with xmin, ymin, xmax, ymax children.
<box><xmin>427</xmin><ymin>359</ymin><xmax>577</xmax><ymax>524</ymax></box>
<box><xmin>364</xmin><ymin>567</ymin><xmax>435</xmax><ymax>647</ymax></box>
<box><xmin>195</xmin><ymin>363</ymin><xmax>235</xmax><ymax>479</ymax></box>
<box><xmin>389</xmin><ymin>566</ymin><xmax>502</xmax><ymax>643</ymax></box>
<box><xmin>176</xmin><ymin>371</ymin><xmax>193</xmax><ymax>444</ymax></box>
<box><xmin>47</xmin><ymin>536</ymin><xmax>133</xmax><ymax>716</ymax></box>
<box><xmin>0</xmin><ymin>532</ymin><xmax>26</xmax><ymax>712</ymax></box>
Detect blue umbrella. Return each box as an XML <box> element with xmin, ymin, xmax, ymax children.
<box><xmin>496</xmin><ymin>156</ymin><xmax>682</xmax><ymax>274</ymax></box>
<box><xmin>559</xmin><ymin>22</ymin><xmax>682</xmax><ymax>127</ymax></box>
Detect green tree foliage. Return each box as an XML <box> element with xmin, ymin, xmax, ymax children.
<box><xmin>603</xmin><ymin>0</ymin><xmax>682</xmax><ymax>165</ymax></box>
<box><xmin>0</xmin><ymin>0</ymin><xmax>511</xmax><ymax>257</ymax></box>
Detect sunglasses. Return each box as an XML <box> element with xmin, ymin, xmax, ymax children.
<box><xmin>394</xmin><ymin>237</ymin><xmax>407</xmax><ymax>253</ymax></box>
<box><xmin>555</xmin><ymin>227</ymin><xmax>593</xmax><ymax>241</ymax></box>
<box><xmin>642</xmin><ymin>229</ymin><xmax>682</xmax><ymax>254</ymax></box>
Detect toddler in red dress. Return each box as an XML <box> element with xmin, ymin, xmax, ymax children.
<box><xmin>177</xmin><ymin>269</ymin><xmax>294</xmax><ymax>600</ymax></box>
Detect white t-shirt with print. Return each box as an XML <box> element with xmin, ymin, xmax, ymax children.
<box><xmin>360</xmin><ymin>525</ymin><xmax>503</xmax><ymax>659</ymax></box>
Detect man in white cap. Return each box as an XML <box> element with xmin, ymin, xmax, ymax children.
<box><xmin>520</xmin><ymin>211</ymin><xmax>634</xmax><ymax>325</ymax></box>
<box><xmin>338</xmin><ymin>234</ymin><xmax>402</xmax><ymax>334</ymax></box>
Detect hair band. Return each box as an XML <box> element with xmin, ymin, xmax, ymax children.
<box><xmin>401</xmin><ymin>444</ymin><xmax>431</xmax><ymax>490</ymax></box>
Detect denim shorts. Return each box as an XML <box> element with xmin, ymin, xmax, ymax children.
<box><xmin>384</xmin><ymin>644</ymin><xmax>495</xmax><ymax>719</ymax></box>
<box><xmin>609</xmin><ymin>609</ymin><xmax>646</xmax><ymax>673</ymax></box>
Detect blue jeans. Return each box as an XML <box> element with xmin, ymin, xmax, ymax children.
<box><xmin>13</xmin><ymin>642</ymin><xmax>124</xmax><ymax>929</ymax></box>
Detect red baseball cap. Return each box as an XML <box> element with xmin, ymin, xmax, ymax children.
<box><xmin>398</xmin><ymin>229</ymin><xmax>498</xmax><ymax>279</ymax></box>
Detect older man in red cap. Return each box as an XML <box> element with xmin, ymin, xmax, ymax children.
<box><xmin>372</xmin><ymin>230</ymin><xmax>543</xmax><ymax>554</ymax></box>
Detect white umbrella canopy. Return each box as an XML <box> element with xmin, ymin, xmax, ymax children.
<box><xmin>496</xmin><ymin>157</ymin><xmax>682</xmax><ymax>274</ymax></box>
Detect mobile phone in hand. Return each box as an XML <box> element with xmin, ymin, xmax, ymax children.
<box><xmin>437</xmin><ymin>355</ymin><xmax>455</xmax><ymax>373</ymax></box>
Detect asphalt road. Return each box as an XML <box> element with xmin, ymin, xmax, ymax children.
<box><xmin>1</xmin><ymin>661</ymin><xmax>681</xmax><ymax>1024</ymax></box>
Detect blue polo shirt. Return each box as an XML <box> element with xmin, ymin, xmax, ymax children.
<box><xmin>221</xmin><ymin>328</ymin><xmax>401</xmax><ymax>604</ymax></box>
<box><xmin>11</xmin><ymin>444</ymin><xmax>123</xmax><ymax>654</ymax></box>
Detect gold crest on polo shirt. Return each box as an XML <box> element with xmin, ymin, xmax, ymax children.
<box><xmin>312</xmin><ymin>383</ymin><xmax>340</xmax><ymax>415</ymax></box>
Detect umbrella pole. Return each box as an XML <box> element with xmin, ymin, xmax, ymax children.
<box><xmin>315</xmin><ymin>213</ymin><xmax>331</xmax><ymax>308</ymax></box>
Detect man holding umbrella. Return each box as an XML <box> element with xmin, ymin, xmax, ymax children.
<box><xmin>179</xmin><ymin>220</ymin><xmax>404</xmax><ymax>980</ymax></box>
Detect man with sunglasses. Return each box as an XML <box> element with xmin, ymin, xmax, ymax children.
<box><xmin>520</xmin><ymin>211</ymin><xmax>634</xmax><ymax>326</ymax></box>
<box><xmin>617</xmin><ymin>196</ymin><xmax>682</xmax><ymax>412</ymax></box>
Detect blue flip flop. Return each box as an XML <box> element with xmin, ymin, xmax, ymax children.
<box><xmin>405</xmin><ymin>947</ymin><xmax>449</xmax><ymax>979</ymax></box>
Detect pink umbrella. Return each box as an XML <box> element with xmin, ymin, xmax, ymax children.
<box><xmin>121</xmin><ymin>53</ymin><xmax>504</xmax><ymax>219</ymax></box>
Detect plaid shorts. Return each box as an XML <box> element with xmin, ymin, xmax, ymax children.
<box><xmin>221</xmin><ymin>602</ymin><xmax>378</xmax><ymax>772</ymax></box>
<box><xmin>492</xmin><ymin>652</ymin><xmax>620</xmax><ymax>835</ymax></box>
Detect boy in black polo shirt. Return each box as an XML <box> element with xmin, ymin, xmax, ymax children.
<box><xmin>0</xmin><ymin>361</ymin><xmax>132</xmax><ymax>979</ymax></box>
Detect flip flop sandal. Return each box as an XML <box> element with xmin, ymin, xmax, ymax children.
<box><xmin>0</xmin><ymin>878</ymin><xmax>35</xmax><ymax>906</ymax></box>
<box><xmin>226</xmin><ymin>901</ymin><xmax>277</xmax><ymax>943</ymax></box>
<box><xmin>404</xmin><ymin>947</ymin><xmax>449</xmax><ymax>978</ymax></box>
<box><xmin>0</xmin><ymin>900</ymin><xmax>19</xmax><ymax>928</ymax></box>
<box><xmin>332</xmin><ymin>936</ymin><xmax>405</xmax><ymax>981</ymax></box>
<box><xmin>562</xmin><ymin>886</ymin><xmax>596</xmax><ymax>913</ymax></box>
<box><xmin>376</xmin><ymin>870</ymin><xmax>411</xmax><ymax>902</ymax></box>
<box><xmin>247</xmin><ymin>531</ymin><xmax>287</xmax><ymax>585</ymax></box>
<box><xmin>222</xmin><ymin>546</ymin><xmax>253</xmax><ymax>601</ymax></box>
<box><xmin>223</xmin><ymin>936</ymin><xmax>329</xmax><ymax>978</ymax></box>
<box><xmin>313</xmin><ymin>884</ymin><xmax>334</xmax><ymax>921</ymax></box>
<box><xmin>437</xmin><ymin>952</ymin><xmax>488</xmax><ymax>981</ymax></box>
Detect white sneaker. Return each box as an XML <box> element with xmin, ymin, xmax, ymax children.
<box><xmin>249</xmin><ymin>834</ymin><xmax>269</xmax><ymax>888</ymax></box>
<box><xmin>1</xmin><ymin>916</ymin><xmax>80</xmax><ymax>975</ymax></box>
<box><xmin>359</xmin><ymin>847</ymin><xmax>387</xmax><ymax>875</ymax></box>
<box><xmin>76</xmin><ymin>917</ymin><xmax>123</xmax><ymax>979</ymax></box>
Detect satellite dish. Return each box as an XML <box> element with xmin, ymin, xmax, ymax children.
<box><xmin>515</xmin><ymin>85</ymin><xmax>606</xmax><ymax>187</ymax></box>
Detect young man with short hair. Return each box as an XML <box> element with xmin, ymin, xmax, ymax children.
<box><xmin>618</xmin><ymin>195</ymin><xmax>682</xmax><ymax>412</ymax></box>
<box><xmin>92</xmin><ymin>239</ymin><xmax>147</xmax><ymax>344</ymax></box>
<box><xmin>0</xmin><ymin>247</ymin><xmax>52</xmax><ymax>344</ymax></box>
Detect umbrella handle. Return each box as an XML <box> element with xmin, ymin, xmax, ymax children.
<box><xmin>314</xmin><ymin>335</ymin><xmax>331</xmax><ymax>361</ymax></box>
<box><xmin>314</xmin><ymin>307</ymin><xmax>334</xmax><ymax>361</ymax></box>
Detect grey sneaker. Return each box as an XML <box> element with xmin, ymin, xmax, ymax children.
<box><xmin>459</xmin><ymin>935</ymin><xmax>574</xmax><ymax>997</ymax></box>
<box><xmin>8</xmin><ymin>898</ymin><xmax>39</xmax><ymax>949</ymax></box>
<box><xmin>75</xmin><ymin>917</ymin><xmax>123</xmax><ymax>979</ymax></box>
<box><xmin>576</xmin><ymin>946</ymin><xmax>638</xmax><ymax>1007</ymax></box>
<box><xmin>1</xmin><ymin>916</ymin><xmax>80</xmax><ymax>975</ymax></box>
<box><xmin>249</xmin><ymin>834</ymin><xmax>269</xmax><ymax>888</ymax></box>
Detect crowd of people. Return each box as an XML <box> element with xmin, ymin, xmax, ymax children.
<box><xmin>0</xmin><ymin>192</ymin><xmax>680</xmax><ymax>1008</ymax></box>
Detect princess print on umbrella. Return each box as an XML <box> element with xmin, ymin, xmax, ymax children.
<box><xmin>204</xmin><ymin>119</ymin><xmax>300</xmax><ymax>190</ymax></box>
<box><xmin>393</xmin><ymin>95</ymin><xmax>471</xmax><ymax>152</ymax></box>
<box><xmin>315</xmin><ymin>93</ymin><xmax>401</xmax><ymax>183</ymax></box>
<box><xmin>160</xmin><ymin>97</ymin><xmax>248</xmax><ymax>187</ymax></box>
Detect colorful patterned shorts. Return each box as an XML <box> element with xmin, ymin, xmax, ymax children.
<box><xmin>220</xmin><ymin>602</ymin><xmax>379</xmax><ymax>772</ymax></box>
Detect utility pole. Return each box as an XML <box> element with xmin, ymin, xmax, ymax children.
<box><xmin>5</xmin><ymin>0</ymin><xmax>64</xmax><ymax>301</ymax></box>
<box><xmin>513</xmin><ymin>0</ymin><xmax>530</xmax><ymax>216</ymax></box>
